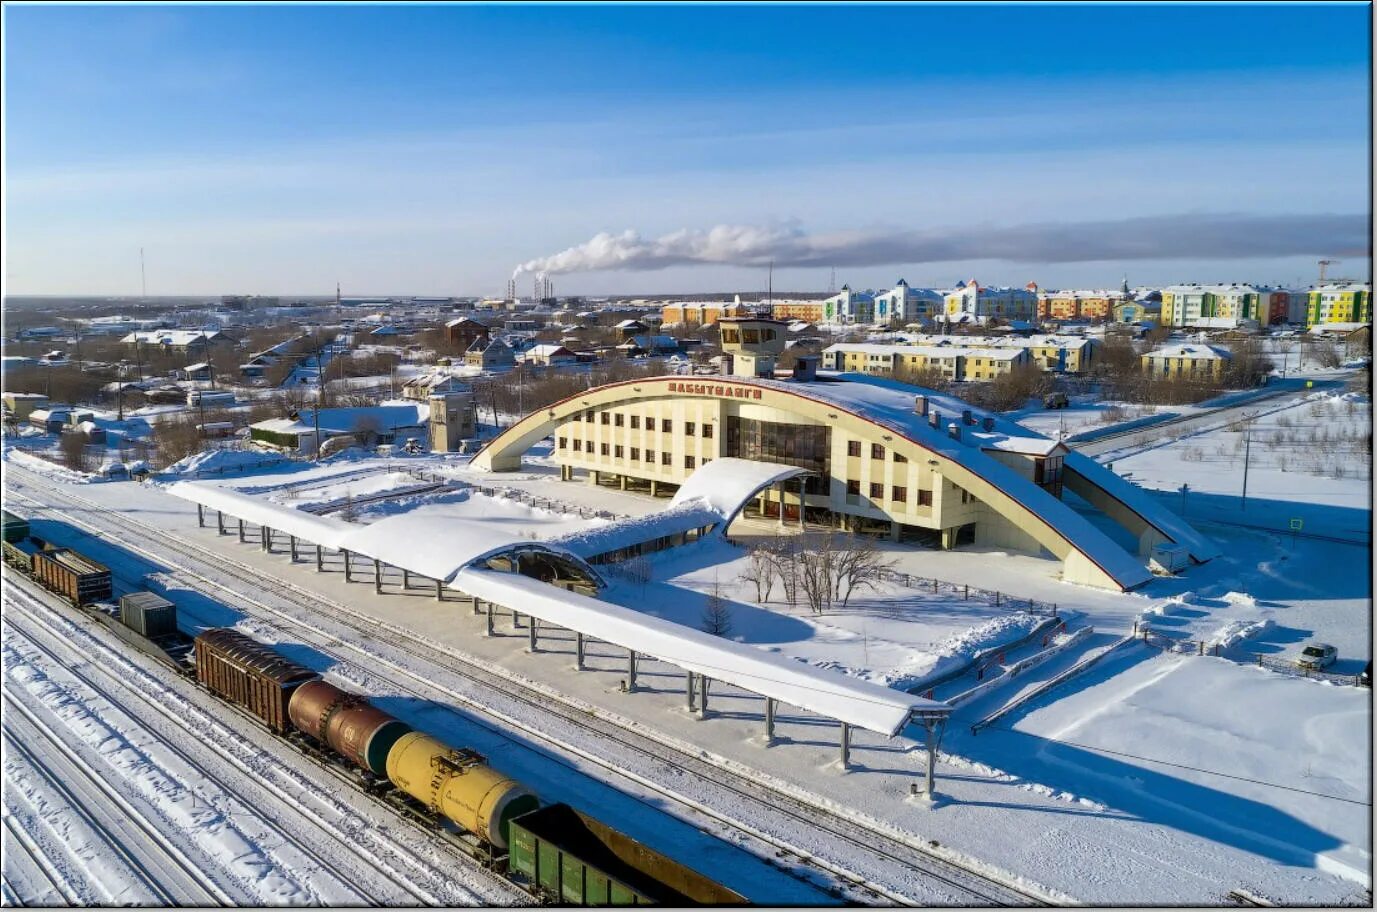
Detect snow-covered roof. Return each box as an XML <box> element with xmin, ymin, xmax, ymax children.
<box><xmin>1146</xmin><ymin>343</ymin><xmax>1232</xmax><ymax>360</ymax></box>
<box><xmin>553</xmin><ymin>500</ymin><xmax>723</xmax><ymax>559</ymax></box>
<box><xmin>121</xmin><ymin>329</ymin><xmax>221</xmax><ymax>346</ymax></box>
<box><xmin>168</xmin><ymin>482</ymin><xmax>351</xmax><ymax>549</ymax></box>
<box><xmin>670</xmin><ymin>457</ymin><xmax>814</xmax><ymax>520</ymax></box>
<box><xmin>453</xmin><ymin>567</ymin><xmax>941</xmax><ymax>736</ymax></box>
<box><xmin>1308</xmin><ymin>322</ymin><xmax>1369</xmax><ymax>335</ymax></box>
<box><xmin>252</xmin><ymin>403</ymin><xmax>430</xmax><ymax>437</ymax></box>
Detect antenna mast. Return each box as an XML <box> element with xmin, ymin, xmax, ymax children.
<box><xmin>140</xmin><ymin>247</ymin><xmax>147</xmax><ymax>299</ymax></box>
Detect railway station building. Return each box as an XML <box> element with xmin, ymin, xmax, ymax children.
<box><xmin>472</xmin><ymin>319</ymin><xmax>1217</xmax><ymax>592</ymax></box>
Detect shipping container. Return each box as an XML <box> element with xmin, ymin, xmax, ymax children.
<box><xmin>507</xmin><ymin>804</ymin><xmax>747</xmax><ymax>906</ymax></box>
<box><xmin>119</xmin><ymin>591</ymin><xmax>178</xmax><ymax>639</ymax></box>
<box><xmin>31</xmin><ymin>547</ymin><xmax>113</xmax><ymax>606</ymax></box>
<box><xmin>194</xmin><ymin>628</ymin><xmax>318</xmax><ymax>734</ymax></box>
<box><xmin>2</xmin><ymin>510</ymin><xmax>30</xmax><ymax>544</ymax></box>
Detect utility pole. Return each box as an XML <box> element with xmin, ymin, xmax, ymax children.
<box><xmin>313</xmin><ymin>339</ymin><xmax>324</xmax><ymax>461</ymax></box>
<box><xmin>140</xmin><ymin>247</ymin><xmax>147</xmax><ymax>300</ymax></box>
<box><xmin>1240</xmin><ymin>413</ymin><xmax>1254</xmax><ymax>511</ymax></box>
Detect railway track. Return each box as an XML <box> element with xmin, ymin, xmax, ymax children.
<box><xmin>3</xmin><ymin>576</ymin><xmax>526</xmax><ymax>908</ymax></box>
<box><xmin>2</xmin><ymin>698</ymin><xmax>229</xmax><ymax>906</ymax></box>
<box><xmin>7</xmin><ymin>471</ymin><xmax>1059</xmax><ymax>906</ymax></box>
<box><xmin>1</xmin><ymin>805</ymin><xmax>85</xmax><ymax>906</ymax></box>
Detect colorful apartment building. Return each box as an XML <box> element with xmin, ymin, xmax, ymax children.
<box><xmin>944</xmin><ymin>280</ymin><xmax>1039</xmax><ymax>323</ymax></box>
<box><xmin>819</xmin><ymin>285</ymin><xmax>877</xmax><ymax>324</ymax></box>
<box><xmin>769</xmin><ymin>299</ymin><xmax>827</xmax><ymax>324</ymax></box>
<box><xmin>1307</xmin><ymin>283</ymin><xmax>1372</xmax><ymax>327</ymax></box>
<box><xmin>1160</xmin><ymin>284</ymin><xmax>1296</xmax><ymax>328</ymax></box>
<box><xmin>660</xmin><ymin>300</ymin><xmax>749</xmax><ymax>326</ymax></box>
<box><xmin>1038</xmin><ymin>289</ymin><xmax>1129</xmax><ymax>321</ymax></box>
<box><xmin>871</xmin><ymin>279</ymin><xmax>945</xmax><ymax>325</ymax></box>
<box><xmin>822</xmin><ymin>342</ymin><xmax>1030</xmax><ymax>381</ymax></box>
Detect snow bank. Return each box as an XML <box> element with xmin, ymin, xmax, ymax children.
<box><xmin>1207</xmin><ymin>617</ymin><xmax>1275</xmax><ymax>650</ymax></box>
<box><xmin>164</xmin><ymin>448</ymin><xmax>289</xmax><ymax>478</ymax></box>
<box><xmin>3</xmin><ymin>448</ymin><xmax>96</xmax><ymax>484</ymax></box>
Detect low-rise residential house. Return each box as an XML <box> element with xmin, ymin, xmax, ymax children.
<box><xmin>463</xmin><ymin>337</ymin><xmax>516</xmax><ymax>370</ymax></box>
<box><xmin>961</xmin><ymin>348</ymin><xmax>1031</xmax><ymax>380</ymax></box>
<box><xmin>822</xmin><ymin>344</ymin><xmax>965</xmax><ymax>381</ymax></box>
<box><xmin>1141</xmin><ymin>343</ymin><xmax>1232</xmax><ymax>378</ymax></box>
<box><xmin>402</xmin><ymin>370</ymin><xmax>471</xmax><ymax>401</ymax></box>
<box><xmin>1307</xmin><ymin>283</ymin><xmax>1372</xmax><ymax>327</ymax></box>
<box><xmin>428</xmin><ymin>391</ymin><xmax>478</xmax><ymax>451</ymax></box>
<box><xmin>617</xmin><ymin>335</ymin><xmax>681</xmax><ymax>357</ymax></box>
<box><xmin>121</xmin><ymin>329</ymin><xmax>230</xmax><ymax>351</ymax></box>
<box><xmin>28</xmin><ymin>408</ymin><xmax>69</xmax><ymax>433</ymax></box>
<box><xmin>2</xmin><ymin>392</ymin><xmax>49</xmax><ymax>421</ymax></box>
<box><xmin>174</xmin><ymin>362</ymin><xmax>214</xmax><ymax>382</ymax></box>
<box><xmin>249</xmin><ymin>403</ymin><xmax>430</xmax><ymax>453</ymax></box>
<box><xmin>521</xmin><ymin>344</ymin><xmax>579</xmax><ymax>367</ymax></box>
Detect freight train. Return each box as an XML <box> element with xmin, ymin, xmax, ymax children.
<box><xmin>194</xmin><ymin>626</ymin><xmax>745</xmax><ymax>905</ymax></box>
<box><xmin>3</xmin><ymin>509</ymin><xmax>746</xmax><ymax>904</ymax></box>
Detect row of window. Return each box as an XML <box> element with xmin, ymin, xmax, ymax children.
<box><xmin>844</xmin><ymin>480</ymin><xmax>933</xmax><ymax>506</ymax></box>
<box><xmin>845</xmin><ymin>440</ymin><xmax>908</xmax><ymax>462</ymax></box>
<box><xmin>574</xmin><ymin>411</ymin><xmax>714</xmax><ymax>437</ymax></box>
<box><xmin>558</xmin><ymin>437</ymin><xmax>711</xmax><ymax>470</ymax></box>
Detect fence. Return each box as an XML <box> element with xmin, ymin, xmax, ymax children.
<box><xmin>1138</xmin><ymin>626</ymin><xmax>1221</xmax><ymax>656</ymax></box>
<box><xmin>874</xmin><ymin>568</ymin><xmax>1059</xmax><ymax>618</ymax></box>
<box><xmin>1254</xmin><ymin>653</ymin><xmax>1366</xmax><ymax>687</ymax></box>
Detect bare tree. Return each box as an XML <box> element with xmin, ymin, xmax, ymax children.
<box><xmin>796</xmin><ymin>533</ymin><xmax>836</xmax><ymax>615</ymax></box>
<box><xmin>737</xmin><ymin>543</ymin><xmax>776</xmax><ymax>603</ymax></box>
<box><xmin>338</xmin><ymin>492</ymin><xmax>358</xmax><ymax>523</ymax></box>
<box><xmin>832</xmin><ymin>533</ymin><xmax>895</xmax><ymax>608</ymax></box>
<box><xmin>58</xmin><ymin>431</ymin><xmax>89</xmax><ymax>471</ymax></box>
<box><xmin>701</xmin><ymin>580</ymin><xmax>734</xmax><ymax>637</ymax></box>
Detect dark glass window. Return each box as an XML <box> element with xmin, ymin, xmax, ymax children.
<box><xmin>558</xmin><ymin>437</ymin><xmax>567</xmax><ymax>449</ymax></box>
<box><xmin>847</xmin><ymin>440</ymin><xmax>861</xmax><ymax>457</ymax></box>
<box><xmin>919</xmin><ymin>489</ymin><xmax>933</xmax><ymax>506</ymax></box>
<box><xmin>702</xmin><ymin>424</ymin><xmax>713</xmax><ymax>439</ymax></box>
<box><xmin>646</xmin><ymin>450</ymin><xmax>655</xmax><ymax>462</ymax></box>
<box><xmin>615</xmin><ymin>413</ymin><xmax>624</xmax><ymax>427</ymax></box>
<box><xmin>630</xmin><ymin>447</ymin><xmax>640</xmax><ymax>461</ymax></box>
<box><xmin>894</xmin><ymin>451</ymin><xmax>908</xmax><ymax>463</ymax></box>
<box><xmin>726</xmin><ymin>416</ymin><xmax>832</xmax><ymax>495</ymax></box>
<box><xmin>686</xmin><ymin>421</ymin><xmax>696</xmax><ymax>436</ymax></box>
<box><xmin>870</xmin><ymin>482</ymin><xmax>883</xmax><ymax>498</ymax></box>
<box><xmin>600</xmin><ymin>412</ymin><xmax>610</xmax><ymax>425</ymax></box>
<box><xmin>630</xmin><ymin>415</ymin><xmax>640</xmax><ymax>429</ymax></box>
<box><xmin>685</xmin><ymin>455</ymin><xmax>696</xmax><ymax>469</ymax></box>
<box><xmin>892</xmin><ymin>486</ymin><xmax>907</xmax><ymax>503</ymax></box>
<box><xmin>614</xmin><ymin>445</ymin><xmax>624</xmax><ymax>458</ymax></box>
<box><xmin>847</xmin><ymin>480</ymin><xmax>861</xmax><ymax>496</ymax></box>
<box><xmin>600</xmin><ymin>443</ymin><xmax>609</xmax><ymax>456</ymax></box>
<box><xmin>662</xmin><ymin>452</ymin><xmax>672</xmax><ymax>465</ymax></box>
<box><xmin>871</xmin><ymin>443</ymin><xmax>885</xmax><ymax>459</ymax></box>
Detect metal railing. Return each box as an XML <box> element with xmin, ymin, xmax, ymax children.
<box><xmin>873</xmin><ymin>568</ymin><xmax>1059</xmax><ymax>617</ymax></box>
<box><xmin>1254</xmin><ymin>653</ymin><xmax>1366</xmax><ymax>687</ymax></box>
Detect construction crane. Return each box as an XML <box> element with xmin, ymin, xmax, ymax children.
<box><xmin>1318</xmin><ymin>259</ymin><xmax>1340</xmax><ymax>284</ymax></box>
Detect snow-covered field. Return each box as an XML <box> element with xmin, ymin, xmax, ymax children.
<box><xmin>3</xmin><ymin>368</ymin><xmax>1371</xmax><ymax>905</ymax></box>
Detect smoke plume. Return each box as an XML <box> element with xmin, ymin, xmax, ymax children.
<box><xmin>513</xmin><ymin>214</ymin><xmax>1369</xmax><ymax>277</ymax></box>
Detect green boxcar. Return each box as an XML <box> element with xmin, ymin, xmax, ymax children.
<box><xmin>508</xmin><ymin>803</ymin><xmax>747</xmax><ymax>906</ymax></box>
<box><xmin>2</xmin><ymin>510</ymin><xmax>30</xmax><ymax>544</ymax></box>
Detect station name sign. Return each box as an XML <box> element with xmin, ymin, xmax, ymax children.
<box><xmin>666</xmin><ymin>381</ymin><xmax>763</xmax><ymax>399</ymax></box>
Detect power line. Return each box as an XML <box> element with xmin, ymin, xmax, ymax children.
<box><xmin>981</xmin><ymin>724</ymin><xmax>1371</xmax><ymax>806</ymax></box>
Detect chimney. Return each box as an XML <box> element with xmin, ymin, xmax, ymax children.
<box><xmin>793</xmin><ymin>355</ymin><xmax>819</xmax><ymax>382</ymax></box>
<box><xmin>962</xmin><ymin>409</ymin><xmax>974</xmax><ymax>426</ymax></box>
<box><xmin>914</xmin><ymin>394</ymin><xmax>929</xmax><ymax>416</ymax></box>
<box><xmin>948</xmin><ymin>422</ymin><xmax>961</xmax><ymax>442</ymax></box>
<box><xmin>929</xmin><ymin>410</ymin><xmax>941</xmax><ymax>429</ymax></box>
<box><xmin>981</xmin><ymin>416</ymin><xmax>995</xmax><ymax>432</ymax></box>
<box><xmin>719</xmin><ymin>354</ymin><xmax>734</xmax><ymax>376</ymax></box>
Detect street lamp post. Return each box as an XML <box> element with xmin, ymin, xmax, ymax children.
<box><xmin>1240</xmin><ymin>413</ymin><xmax>1254</xmax><ymax>511</ymax></box>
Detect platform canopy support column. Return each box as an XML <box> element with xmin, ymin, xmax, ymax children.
<box><xmin>698</xmin><ymin>675</ymin><xmax>709</xmax><ymax>717</ymax></box>
<box><xmin>486</xmin><ymin>600</ymin><xmax>495</xmax><ymax>636</ymax></box>
<box><xmin>435</xmin><ymin>579</ymin><xmax>444</xmax><ymax>601</ymax></box>
<box><xmin>575</xmin><ymin>632</ymin><xmax>585</xmax><ymax>669</ymax></box>
<box><xmin>217</xmin><ymin>511</ymin><xmax>225</xmax><ymax>534</ymax></box>
<box><xmin>238</xmin><ymin>518</ymin><xmax>245</xmax><ymax>542</ymax></box>
<box><xmin>840</xmin><ymin>722</ymin><xmax>852</xmax><ymax>769</ymax></box>
<box><xmin>627</xmin><ymin>650</ymin><xmax>637</xmax><ymax>692</ymax></box>
<box><xmin>315</xmin><ymin>544</ymin><xmax>323</xmax><ymax>571</ymax></box>
<box><xmin>401</xmin><ymin>568</ymin><xmax>410</xmax><ymax>589</ymax></box>
<box><xmin>262</xmin><ymin>527</ymin><xmax>271</xmax><ymax>552</ymax></box>
<box><xmin>776</xmin><ymin>482</ymin><xmax>786</xmax><ymax>529</ymax></box>
<box><xmin>764</xmin><ymin>697</ymin><xmax>776</xmax><ymax>744</ymax></box>
<box><xmin>528</xmin><ymin>618</ymin><xmax>539</xmax><ymax>652</ymax></box>
<box><xmin>196</xmin><ymin>504</ymin><xmax>204</xmax><ymax>527</ymax></box>
<box><xmin>290</xmin><ymin>535</ymin><xmax>298</xmax><ymax>562</ymax></box>
<box><xmin>343</xmin><ymin>549</ymin><xmax>352</xmax><ymax>582</ymax></box>
<box><xmin>686</xmin><ymin>671</ymin><xmax>696</xmax><ymax>712</ymax></box>
<box><xmin>917</xmin><ymin>713</ymin><xmax>948</xmax><ymax>799</ymax></box>
<box><xmin>374</xmin><ymin>559</ymin><xmax>383</xmax><ymax>593</ymax></box>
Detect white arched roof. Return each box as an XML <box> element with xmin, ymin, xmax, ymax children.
<box><xmin>669</xmin><ymin>457</ymin><xmax>813</xmax><ymax>523</ymax></box>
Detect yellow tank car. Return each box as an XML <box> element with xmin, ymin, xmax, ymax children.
<box><xmin>386</xmin><ymin>731</ymin><xmax>539</xmax><ymax>850</ymax></box>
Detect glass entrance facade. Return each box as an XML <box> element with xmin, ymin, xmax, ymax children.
<box><xmin>725</xmin><ymin>416</ymin><xmax>831</xmax><ymax>494</ymax></box>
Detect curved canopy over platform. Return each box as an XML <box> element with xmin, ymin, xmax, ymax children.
<box><xmin>455</xmin><ymin>566</ymin><xmax>943</xmax><ymax>737</ymax></box>
<box><xmin>167</xmin><ymin>481</ymin><xmax>603</xmax><ymax>587</ymax></box>
<box><xmin>669</xmin><ymin>457</ymin><xmax>813</xmax><ymax>525</ymax></box>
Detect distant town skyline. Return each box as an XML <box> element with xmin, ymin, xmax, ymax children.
<box><xmin>4</xmin><ymin>4</ymin><xmax>1371</xmax><ymax>297</ymax></box>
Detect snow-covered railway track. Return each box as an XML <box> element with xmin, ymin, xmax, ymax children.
<box><xmin>1</xmin><ymin>807</ymin><xmax>84</xmax><ymax>906</ymax></box>
<box><xmin>2</xmin><ymin>698</ymin><xmax>229</xmax><ymax>906</ymax></box>
<box><xmin>3</xmin><ymin>574</ymin><xmax>525</xmax><ymax>908</ymax></box>
<box><xmin>8</xmin><ymin>475</ymin><xmax>1056</xmax><ymax>906</ymax></box>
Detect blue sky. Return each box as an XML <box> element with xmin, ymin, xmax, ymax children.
<box><xmin>4</xmin><ymin>4</ymin><xmax>1371</xmax><ymax>296</ymax></box>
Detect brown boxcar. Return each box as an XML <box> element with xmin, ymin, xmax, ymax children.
<box><xmin>31</xmin><ymin>547</ymin><xmax>112</xmax><ymax>606</ymax></box>
<box><xmin>194</xmin><ymin>628</ymin><xmax>318</xmax><ymax>734</ymax></box>
<box><xmin>287</xmin><ymin>679</ymin><xmax>413</xmax><ymax>776</ymax></box>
